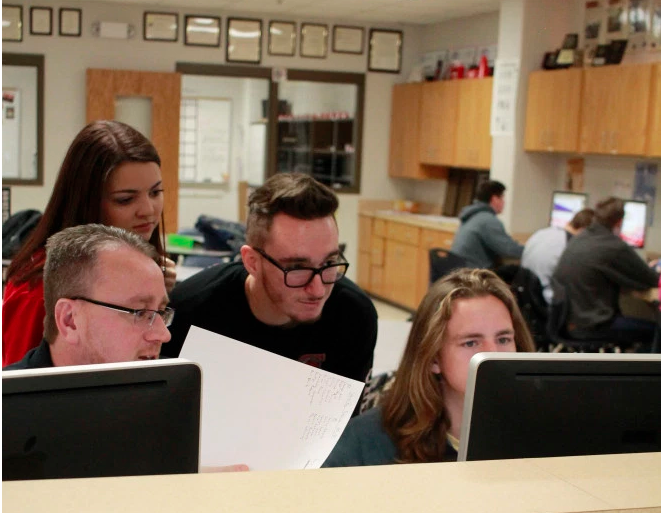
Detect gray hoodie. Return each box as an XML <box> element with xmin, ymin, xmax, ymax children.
<box><xmin>450</xmin><ymin>200</ymin><xmax>524</xmax><ymax>268</ymax></box>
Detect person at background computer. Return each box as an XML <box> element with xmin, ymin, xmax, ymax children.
<box><xmin>521</xmin><ymin>208</ymin><xmax>595</xmax><ymax>304</ymax></box>
<box><xmin>163</xmin><ymin>172</ymin><xmax>378</xmax><ymax>387</ymax></box>
<box><xmin>451</xmin><ymin>180</ymin><xmax>524</xmax><ymax>269</ymax></box>
<box><xmin>2</xmin><ymin>120</ymin><xmax>176</xmax><ymax>367</ymax></box>
<box><xmin>3</xmin><ymin>224</ymin><xmax>172</xmax><ymax>370</ymax></box>
<box><xmin>553</xmin><ymin>197</ymin><xmax>659</xmax><ymax>349</ymax></box>
<box><xmin>322</xmin><ymin>268</ymin><xmax>535</xmax><ymax>467</ymax></box>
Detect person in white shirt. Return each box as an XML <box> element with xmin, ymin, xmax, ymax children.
<box><xmin>521</xmin><ymin>208</ymin><xmax>594</xmax><ymax>304</ymax></box>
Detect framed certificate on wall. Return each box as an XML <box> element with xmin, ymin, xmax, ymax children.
<box><xmin>333</xmin><ymin>25</ymin><xmax>364</xmax><ymax>54</ymax></box>
<box><xmin>227</xmin><ymin>18</ymin><xmax>262</xmax><ymax>63</ymax></box>
<box><xmin>368</xmin><ymin>29</ymin><xmax>403</xmax><ymax>73</ymax></box>
<box><xmin>300</xmin><ymin>23</ymin><xmax>328</xmax><ymax>58</ymax></box>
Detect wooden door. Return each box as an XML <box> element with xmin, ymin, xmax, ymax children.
<box><xmin>646</xmin><ymin>63</ymin><xmax>661</xmax><ymax>157</ymax></box>
<box><xmin>581</xmin><ymin>64</ymin><xmax>652</xmax><ymax>156</ymax></box>
<box><xmin>418</xmin><ymin>81</ymin><xmax>459</xmax><ymax>165</ymax></box>
<box><xmin>455</xmin><ymin>78</ymin><xmax>492</xmax><ymax>169</ymax></box>
<box><xmin>388</xmin><ymin>83</ymin><xmax>422</xmax><ymax>178</ymax></box>
<box><xmin>87</xmin><ymin>69</ymin><xmax>181</xmax><ymax>232</ymax></box>
<box><xmin>524</xmin><ymin>68</ymin><xmax>582</xmax><ymax>152</ymax></box>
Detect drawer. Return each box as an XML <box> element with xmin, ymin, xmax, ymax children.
<box><xmin>387</xmin><ymin>221</ymin><xmax>420</xmax><ymax>245</ymax></box>
<box><xmin>420</xmin><ymin>228</ymin><xmax>454</xmax><ymax>250</ymax></box>
<box><xmin>373</xmin><ymin>218</ymin><xmax>387</xmax><ymax>238</ymax></box>
<box><xmin>370</xmin><ymin>236</ymin><xmax>385</xmax><ymax>266</ymax></box>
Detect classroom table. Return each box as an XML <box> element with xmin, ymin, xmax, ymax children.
<box><xmin>3</xmin><ymin>452</ymin><xmax>661</xmax><ymax>513</ymax></box>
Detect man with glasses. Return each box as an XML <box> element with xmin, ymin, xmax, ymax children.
<box><xmin>164</xmin><ymin>173</ymin><xmax>378</xmax><ymax>386</ymax></box>
<box><xmin>3</xmin><ymin>224</ymin><xmax>172</xmax><ymax>369</ymax></box>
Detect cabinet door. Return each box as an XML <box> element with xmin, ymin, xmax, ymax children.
<box><xmin>357</xmin><ymin>251</ymin><xmax>370</xmax><ymax>291</ymax></box>
<box><xmin>646</xmin><ymin>63</ymin><xmax>661</xmax><ymax>157</ymax></box>
<box><xmin>384</xmin><ymin>239</ymin><xmax>419</xmax><ymax>310</ymax></box>
<box><xmin>388</xmin><ymin>83</ymin><xmax>422</xmax><ymax>178</ymax></box>
<box><xmin>358</xmin><ymin>215</ymin><xmax>372</xmax><ymax>252</ymax></box>
<box><xmin>418</xmin><ymin>81</ymin><xmax>459</xmax><ymax>165</ymax></box>
<box><xmin>455</xmin><ymin>78</ymin><xmax>493</xmax><ymax>169</ymax></box>
<box><xmin>581</xmin><ymin>65</ymin><xmax>652</xmax><ymax>155</ymax></box>
<box><xmin>524</xmin><ymin>68</ymin><xmax>582</xmax><ymax>152</ymax></box>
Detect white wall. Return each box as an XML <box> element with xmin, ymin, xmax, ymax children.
<box><xmin>4</xmin><ymin>0</ymin><xmax>424</xmax><ymax>279</ymax></box>
<box><xmin>420</xmin><ymin>11</ymin><xmax>500</xmax><ymax>52</ymax></box>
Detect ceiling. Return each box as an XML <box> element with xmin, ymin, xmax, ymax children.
<box><xmin>105</xmin><ymin>0</ymin><xmax>501</xmax><ymax>25</ymax></box>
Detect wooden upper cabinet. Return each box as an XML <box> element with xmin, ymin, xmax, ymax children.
<box><xmin>418</xmin><ymin>81</ymin><xmax>459</xmax><ymax>165</ymax></box>
<box><xmin>388</xmin><ymin>83</ymin><xmax>422</xmax><ymax>178</ymax></box>
<box><xmin>524</xmin><ymin>68</ymin><xmax>582</xmax><ymax>152</ymax></box>
<box><xmin>580</xmin><ymin>64</ymin><xmax>652</xmax><ymax>156</ymax></box>
<box><xmin>455</xmin><ymin>78</ymin><xmax>493</xmax><ymax>170</ymax></box>
<box><xmin>646</xmin><ymin>63</ymin><xmax>661</xmax><ymax>157</ymax></box>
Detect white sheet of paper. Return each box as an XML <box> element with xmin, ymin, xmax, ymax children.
<box><xmin>179</xmin><ymin>326</ymin><xmax>365</xmax><ymax>471</ymax></box>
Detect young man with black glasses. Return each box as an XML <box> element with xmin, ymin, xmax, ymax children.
<box><xmin>163</xmin><ymin>173</ymin><xmax>378</xmax><ymax>386</ymax></box>
<box><xmin>4</xmin><ymin>224</ymin><xmax>172</xmax><ymax>370</ymax></box>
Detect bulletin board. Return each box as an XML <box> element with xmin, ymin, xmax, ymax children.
<box><xmin>179</xmin><ymin>97</ymin><xmax>232</xmax><ymax>185</ymax></box>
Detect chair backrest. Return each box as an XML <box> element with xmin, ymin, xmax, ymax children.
<box><xmin>429</xmin><ymin>248</ymin><xmax>467</xmax><ymax>285</ymax></box>
<box><xmin>547</xmin><ymin>279</ymin><xmax>570</xmax><ymax>343</ymax></box>
<box><xmin>508</xmin><ymin>266</ymin><xmax>550</xmax><ymax>348</ymax></box>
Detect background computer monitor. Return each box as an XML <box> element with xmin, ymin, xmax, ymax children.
<box><xmin>458</xmin><ymin>353</ymin><xmax>661</xmax><ymax>462</ymax></box>
<box><xmin>3</xmin><ymin>359</ymin><xmax>201</xmax><ymax>480</ymax></box>
<box><xmin>619</xmin><ymin>199</ymin><xmax>648</xmax><ymax>248</ymax></box>
<box><xmin>549</xmin><ymin>191</ymin><xmax>588</xmax><ymax>228</ymax></box>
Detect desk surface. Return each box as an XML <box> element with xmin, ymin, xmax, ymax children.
<box><xmin>3</xmin><ymin>452</ymin><xmax>661</xmax><ymax>513</ymax></box>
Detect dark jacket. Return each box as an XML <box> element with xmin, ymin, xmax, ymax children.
<box><xmin>450</xmin><ymin>201</ymin><xmax>523</xmax><ymax>268</ymax></box>
<box><xmin>552</xmin><ymin>223</ymin><xmax>659</xmax><ymax>332</ymax></box>
<box><xmin>2</xmin><ymin>339</ymin><xmax>54</xmax><ymax>370</ymax></box>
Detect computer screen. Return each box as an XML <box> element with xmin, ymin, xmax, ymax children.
<box><xmin>549</xmin><ymin>191</ymin><xmax>588</xmax><ymax>228</ymax></box>
<box><xmin>619</xmin><ymin>199</ymin><xmax>648</xmax><ymax>248</ymax></box>
<box><xmin>3</xmin><ymin>359</ymin><xmax>201</xmax><ymax>481</ymax></box>
<box><xmin>458</xmin><ymin>353</ymin><xmax>661</xmax><ymax>462</ymax></box>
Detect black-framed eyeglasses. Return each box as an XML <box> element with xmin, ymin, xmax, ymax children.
<box><xmin>253</xmin><ymin>247</ymin><xmax>349</xmax><ymax>288</ymax></box>
<box><xmin>70</xmin><ymin>297</ymin><xmax>175</xmax><ymax>328</ymax></box>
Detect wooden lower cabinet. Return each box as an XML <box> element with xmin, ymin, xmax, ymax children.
<box><xmin>385</xmin><ymin>239</ymin><xmax>419</xmax><ymax>310</ymax></box>
<box><xmin>357</xmin><ymin>216</ymin><xmax>456</xmax><ymax>311</ymax></box>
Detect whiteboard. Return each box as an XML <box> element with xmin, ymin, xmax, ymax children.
<box><xmin>179</xmin><ymin>97</ymin><xmax>231</xmax><ymax>185</ymax></box>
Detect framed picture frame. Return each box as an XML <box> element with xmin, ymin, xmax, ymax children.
<box><xmin>268</xmin><ymin>20</ymin><xmax>296</xmax><ymax>56</ymax></box>
<box><xmin>300</xmin><ymin>23</ymin><xmax>328</xmax><ymax>58</ymax></box>
<box><xmin>2</xmin><ymin>5</ymin><xmax>23</xmax><ymax>41</ymax></box>
<box><xmin>143</xmin><ymin>11</ymin><xmax>178</xmax><ymax>42</ymax></box>
<box><xmin>59</xmin><ymin>8</ymin><xmax>81</xmax><ymax>37</ymax></box>
<box><xmin>368</xmin><ymin>29</ymin><xmax>403</xmax><ymax>73</ymax></box>
<box><xmin>30</xmin><ymin>7</ymin><xmax>52</xmax><ymax>36</ymax></box>
<box><xmin>184</xmin><ymin>15</ymin><xmax>220</xmax><ymax>47</ymax></box>
<box><xmin>332</xmin><ymin>25</ymin><xmax>364</xmax><ymax>54</ymax></box>
<box><xmin>226</xmin><ymin>17</ymin><xmax>262</xmax><ymax>64</ymax></box>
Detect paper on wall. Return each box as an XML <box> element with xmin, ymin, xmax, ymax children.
<box><xmin>179</xmin><ymin>326</ymin><xmax>365</xmax><ymax>471</ymax></box>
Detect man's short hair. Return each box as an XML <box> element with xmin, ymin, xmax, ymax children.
<box><xmin>43</xmin><ymin>224</ymin><xmax>159</xmax><ymax>342</ymax></box>
<box><xmin>569</xmin><ymin>208</ymin><xmax>595</xmax><ymax>230</ymax></box>
<box><xmin>476</xmin><ymin>180</ymin><xmax>506</xmax><ymax>203</ymax></box>
<box><xmin>594</xmin><ymin>197</ymin><xmax>625</xmax><ymax>230</ymax></box>
<box><xmin>245</xmin><ymin>173</ymin><xmax>339</xmax><ymax>247</ymax></box>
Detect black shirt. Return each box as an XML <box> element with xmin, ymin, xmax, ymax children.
<box><xmin>3</xmin><ymin>339</ymin><xmax>54</xmax><ymax>370</ymax></box>
<box><xmin>163</xmin><ymin>262</ymin><xmax>378</xmax><ymax>384</ymax></box>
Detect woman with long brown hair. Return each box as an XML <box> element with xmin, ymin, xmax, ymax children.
<box><xmin>323</xmin><ymin>268</ymin><xmax>535</xmax><ymax>466</ymax></box>
<box><xmin>3</xmin><ymin>120</ymin><xmax>176</xmax><ymax>366</ymax></box>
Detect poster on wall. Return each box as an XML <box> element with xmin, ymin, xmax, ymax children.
<box><xmin>628</xmin><ymin>0</ymin><xmax>650</xmax><ymax>51</ymax></box>
<box><xmin>584</xmin><ymin>1</ymin><xmax>605</xmax><ymax>61</ymax></box>
<box><xmin>649</xmin><ymin>0</ymin><xmax>661</xmax><ymax>49</ymax></box>
<box><xmin>634</xmin><ymin>162</ymin><xmax>657</xmax><ymax>226</ymax></box>
<box><xmin>606</xmin><ymin>0</ymin><xmax>629</xmax><ymax>41</ymax></box>
<box><xmin>2</xmin><ymin>88</ymin><xmax>20</xmax><ymax>179</ymax></box>
<box><xmin>490</xmin><ymin>59</ymin><xmax>520</xmax><ymax>137</ymax></box>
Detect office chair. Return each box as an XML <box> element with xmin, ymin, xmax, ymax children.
<box><xmin>429</xmin><ymin>248</ymin><xmax>467</xmax><ymax>286</ymax></box>
<box><xmin>546</xmin><ymin>280</ymin><xmax>622</xmax><ymax>353</ymax></box>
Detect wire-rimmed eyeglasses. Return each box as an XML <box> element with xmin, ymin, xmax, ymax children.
<box><xmin>69</xmin><ymin>297</ymin><xmax>175</xmax><ymax>327</ymax></box>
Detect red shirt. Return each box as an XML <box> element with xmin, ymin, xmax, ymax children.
<box><xmin>2</xmin><ymin>252</ymin><xmax>46</xmax><ymax>366</ymax></box>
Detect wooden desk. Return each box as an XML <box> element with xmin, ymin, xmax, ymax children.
<box><xmin>4</xmin><ymin>452</ymin><xmax>661</xmax><ymax>513</ymax></box>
